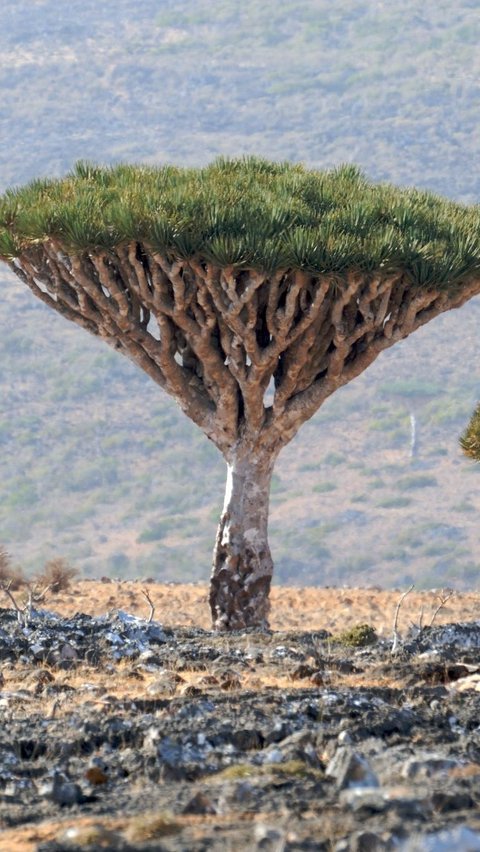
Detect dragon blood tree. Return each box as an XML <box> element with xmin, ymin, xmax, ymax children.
<box><xmin>2</xmin><ymin>159</ymin><xmax>480</xmax><ymax>629</ymax></box>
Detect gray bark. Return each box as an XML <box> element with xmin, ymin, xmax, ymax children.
<box><xmin>210</xmin><ymin>448</ymin><xmax>276</xmax><ymax>631</ymax></box>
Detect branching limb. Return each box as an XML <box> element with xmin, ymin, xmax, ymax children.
<box><xmin>12</xmin><ymin>243</ymin><xmax>480</xmax><ymax>460</ymax></box>
<box><xmin>0</xmin><ymin>579</ymin><xmax>52</xmax><ymax>626</ymax></box>
<box><xmin>141</xmin><ymin>588</ymin><xmax>155</xmax><ymax>624</ymax></box>
<box><xmin>273</xmin><ymin>274</ymin><xmax>480</xmax><ymax>449</ymax></box>
<box><xmin>0</xmin><ymin>580</ymin><xmax>23</xmax><ymax>622</ymax></box>
<box><xmin>429</xmin><ymin>589</ymin><xmax>454</xmax><ymax>628</ymax></box>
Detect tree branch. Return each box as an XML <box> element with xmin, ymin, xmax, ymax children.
<box><xmin>11</xmin><ymin>243</ymin><xmax>480</xmax><ymax>459</ymax></box>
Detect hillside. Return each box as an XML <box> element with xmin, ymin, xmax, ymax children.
<box><xmin>1</xmin><ymin>0</ymin><xmax>480</xmax><ymax>588</ymax></box>
<box><xmin>1</xmin><ymin>0</ymin><xmax>480</xmax><ymax>199</ymax></box>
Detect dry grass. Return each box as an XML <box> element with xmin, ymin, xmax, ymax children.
<box><xmin>1</xmin><ymin>581</ymin><xmax>478</xmax><ymax>714</ymax></box>
<box><xmin>27</xmin><ymin>580</ymin><xmax>480</xmax><ymax>636</ymax></box>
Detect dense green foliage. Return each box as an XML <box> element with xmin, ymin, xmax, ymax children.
<box><xmin>333</xmin><ymin>623</ymin><xmax>378</xmax><ymax>647</ymax></box>
<box><xmin>460</xmin><ymin>405</ymin><xmax>480</xmax><ymax>461</ymax></box>
<box><xmin>2</xmin><ymin>158</ymin><xmax>480</xmax><ymax>288</ymax></box>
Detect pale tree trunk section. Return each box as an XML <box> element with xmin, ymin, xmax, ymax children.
<box><xmin>210</xmin><ymin>449</ymin><xmax>276</xmax><ymax>630</ymax></box>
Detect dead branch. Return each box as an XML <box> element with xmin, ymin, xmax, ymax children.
<box><xmin>0</xmin><ymin>580</ymin><xmax>23</xmax><ymax>621</ymax></box>
<box><xmin>418</xmin><ymin>606</ymin><xmax>424</xmax><ymax>631</ymax></box>
<box><xmin>141</xmin><ymin>588</ymin><xmax>155</xmax><ymax>624</ymax></box>
<box><xmin>429</xmin><ymin>589</ymin><xmax>454</xmax><ymax>628</ymax></box>
<box><xmin>0</xmin><ymin>579</ymin><xmax>52</xmax><ymax>626</ymax></box>
<box><xmin>391</xmin><ymin>584</ymin><xmax>415</xmax><ymax>655</ymax></box>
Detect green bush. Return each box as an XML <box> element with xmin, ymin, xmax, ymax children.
<box><xmin>452</xmin><ymin>500</ymin><xmax>475</xmax><ymax>513</ymax></box>
<box><xmin>377</xmin><ymin>496</ymin><xmax>413</xmax><ymax>508</ymax></box>
<box><xmin>137</xmin><ymin>521</ymin><xmax>171</xmax><ymax>542</ymax></box>
<box><xmin>333</xmin><ymin>623</ymin><xmax>377</xmax><ymax>647</ymax></box>
<box><xmin>396</xmin><ymin>474</ymin><xmax>438</xmax><ymax>491</ymax></box>
<box><xmin>313</xmin><ymin>481</ymin><xmax>336</xmax><ymax>493</ymax></box>
<box><xmin>323</xmin><ymin>452</ymin><xmax>344</xmax><ymax>467</ymax></box>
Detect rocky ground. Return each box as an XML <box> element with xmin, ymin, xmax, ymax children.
<box><xmin>0</xmin><ymin>584</ymin><xmax>480</xmax><ymax>851</ymax></box>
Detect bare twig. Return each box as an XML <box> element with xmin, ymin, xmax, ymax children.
<box><xmin>24</xmin><ymin>583</ymin><xmax>52</xmax><ymax>623</ymax></box>
<box><xmin>47</xmin><ymin>700</ymin><xmax>59</xmax><ymax>721</ymax></box>
<box><xmin>30</xmin><ymin>583</ymin><xmax>52</xmax><ymax>603</ymax></box>
<box><xmin>0</xmin><ymin>580</ymin><xmax>52</xmax><ymax>626</ymax></box>
<box><xmin>141</xmin><ymin>588</ymin><xmax>155</xmax><ymax>624</ymax></box>
<box><xmin>391</xmin><ymin>584</ymin><xmax>415</xmax><ymax>655</ymax></box>
<box><xmin>417</xmin><ymin>606</ymin><xmax>424</xmax><ymax>631</ymax></box>
<box><xmin>1</xmin><ymin>580</ymin><xmax>23</xmax><ymax>622</ymax></box>
<box><xmin>429</xmin><ymin>589</ymin><xmax>454</xmax><ymax>628</ymax></box>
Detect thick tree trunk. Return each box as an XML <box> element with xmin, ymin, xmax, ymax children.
<box><xmin>210</xmin><ymin>449</ymin><xmax>276</xmax><ymax>631</ymax></box>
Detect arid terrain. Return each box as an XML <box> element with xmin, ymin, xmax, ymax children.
<box><xmin>20</xmin><ymin>580</ymin><xmax>480</xmax><ymax>634</ymax></box>
<box><xmin>1</xmin><ymin>582</ymin><xmax>480</xmax><ymax>851</ymax></box>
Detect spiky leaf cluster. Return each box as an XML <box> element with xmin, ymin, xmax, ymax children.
<box><xmin>1</xmin><ymin>157</ymin><xmax>480</xmax><ymax>287</ymax></box>
<box><xmin>460</xmin><ymin>404</ymin><xmax>480</xmax><ymax>461</ymax></box>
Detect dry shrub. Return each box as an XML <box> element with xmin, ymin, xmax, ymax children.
<box><xmin>0</xmin><ymin>547</ymin><xmax>26</xmax><ymax>590</ymax></box>
<box><xmin>37</xmin><ymin>557</ymin><xmax>79</xmax><ymax>593</ymax></box>
<box><xmin>125</xmin><ymin>812</ymin><xmax>181</xmax><ymax>842</ymax></box>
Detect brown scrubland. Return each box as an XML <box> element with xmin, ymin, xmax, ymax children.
<box><xmin>34</xmin><ymin>579</ymin><xmax>479</xmax><ymax>634</ymax></box>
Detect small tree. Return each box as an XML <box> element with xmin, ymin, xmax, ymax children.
<box><xmin>2</xmin><ymin>158</ymin><xmax>480</xmax><ymax>630</ymax></box>
<box><xmin>460</xmin><ymin>405</ymin><xmax>480</xmax><ymax>461</ymax></box>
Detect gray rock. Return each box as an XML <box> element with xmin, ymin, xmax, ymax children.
<box><xmin>137</xmin><ymin>649</ymin><xmax>163</xmax><ymax>667</ymax></box>
<box><xmin>342</xmin><ymin>787</ymin><xmax>430</xmax><ymax>820</ymax></box>
<box><xmin>40</xmin><ymin>772</ymin><xmax>84</xmax><ymax>806</ymax></box>
<box><xmin>326</xmin><ymin>747</ymin><xmax>380</xmax><ymax>790</ymax></box>
<box><xmin>53</xmin><ymin>780</ymin><xmax>85</xmax><ymax>806</ymax></box>
<box><xmin>401</xmin><ymin>754</ymin><xmax>461</xmax><ymax>779</ymax></box>
<box><xmin>254</xmin><ymin>823</ymin><xmax>286</xmax><ymax>850</ymax></box>
<box><xmin>335</xmin><ymin>830</ymin><xmax>393</xmax><ymax>851</ymax></box>
<box><xmin>157</xmin><ymin>736</ymin><xmax>212</xmax><ymax>780</ymax></box>
<box><xmin>430</xmin><ymin>789</ymin><xmax>475</xmax><ymax>812</ymax></box>
<box><xmin>182</xmin><ymin>791</ymin><xmax>217</xmax><ymax>815</ymax></box>
<box><xmin>146</xmin><ymin>672</ymin><xmax>182</xmax><ymax>696</ymax></box>
<box><xmin>261</xmin><ymin>729</ymin><xmax>319</xmax><ymax>764</ymax></box>
<box><xmin>399</xmin><ymin>825</ymin><xmax>480</xmax><ymax>851</ymax></box>
<box><xmin>233</xmin><ymin>781</ymin><xmax>256</xmax><ymax>802</ymax></box>
<box><xmin>3</xmin><ymin>779</ymin><xmax>32</xmax><ymax>799</ymax></box>
<box><xmin>30</xmin><ymin>643</ymin><xmax>46</xmax><ymax>659</ymax></box>
<box><xmin>412</xmin><ymin>622</ymin><xmax>480</xmax><ymax>653</ymax></box>
<box><xmin>231</xmin><ymin>728</ymin><xmax>263</xmax><ymax>751</ymax></box>
<box><xmin>340</xmin><ymin>788</ymin><xmax>388</xmax><ymax>814</ymax></box>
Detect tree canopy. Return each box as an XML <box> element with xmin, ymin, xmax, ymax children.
<box><xmin>2</xmin><ymin>157</ymin><xmax>480</xmax><ymax>287</ymax></box>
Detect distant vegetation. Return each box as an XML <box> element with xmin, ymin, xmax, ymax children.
<box><xmin>1</xmin><ymin>0</ymin><xmax>480</xmax><ymax>200</ymax></box>
<box><xmin>460</xmin><ymin>403</ymin><xmax>480</xmax><ymax>461</ymax></box>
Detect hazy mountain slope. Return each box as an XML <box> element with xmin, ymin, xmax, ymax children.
<box><xmin>1</xmin><ymin>0</ymin><xmax>480</xmax><ymax>199</ymax></box>
<box><xmin>1</xmin><ymin>0</ymin><xmax>480</xmax><ymax>587</ymax></box>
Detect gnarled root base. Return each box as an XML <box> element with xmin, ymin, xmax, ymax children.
<box><xmin>210</xmin><ymin>536</ymin><xmax>273</xmax><ymax>631</ymax></box>
<box><xmin>209</xmin><ymin>453</ymin><xmax>275</xmax><ymax>631</ymax></box>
